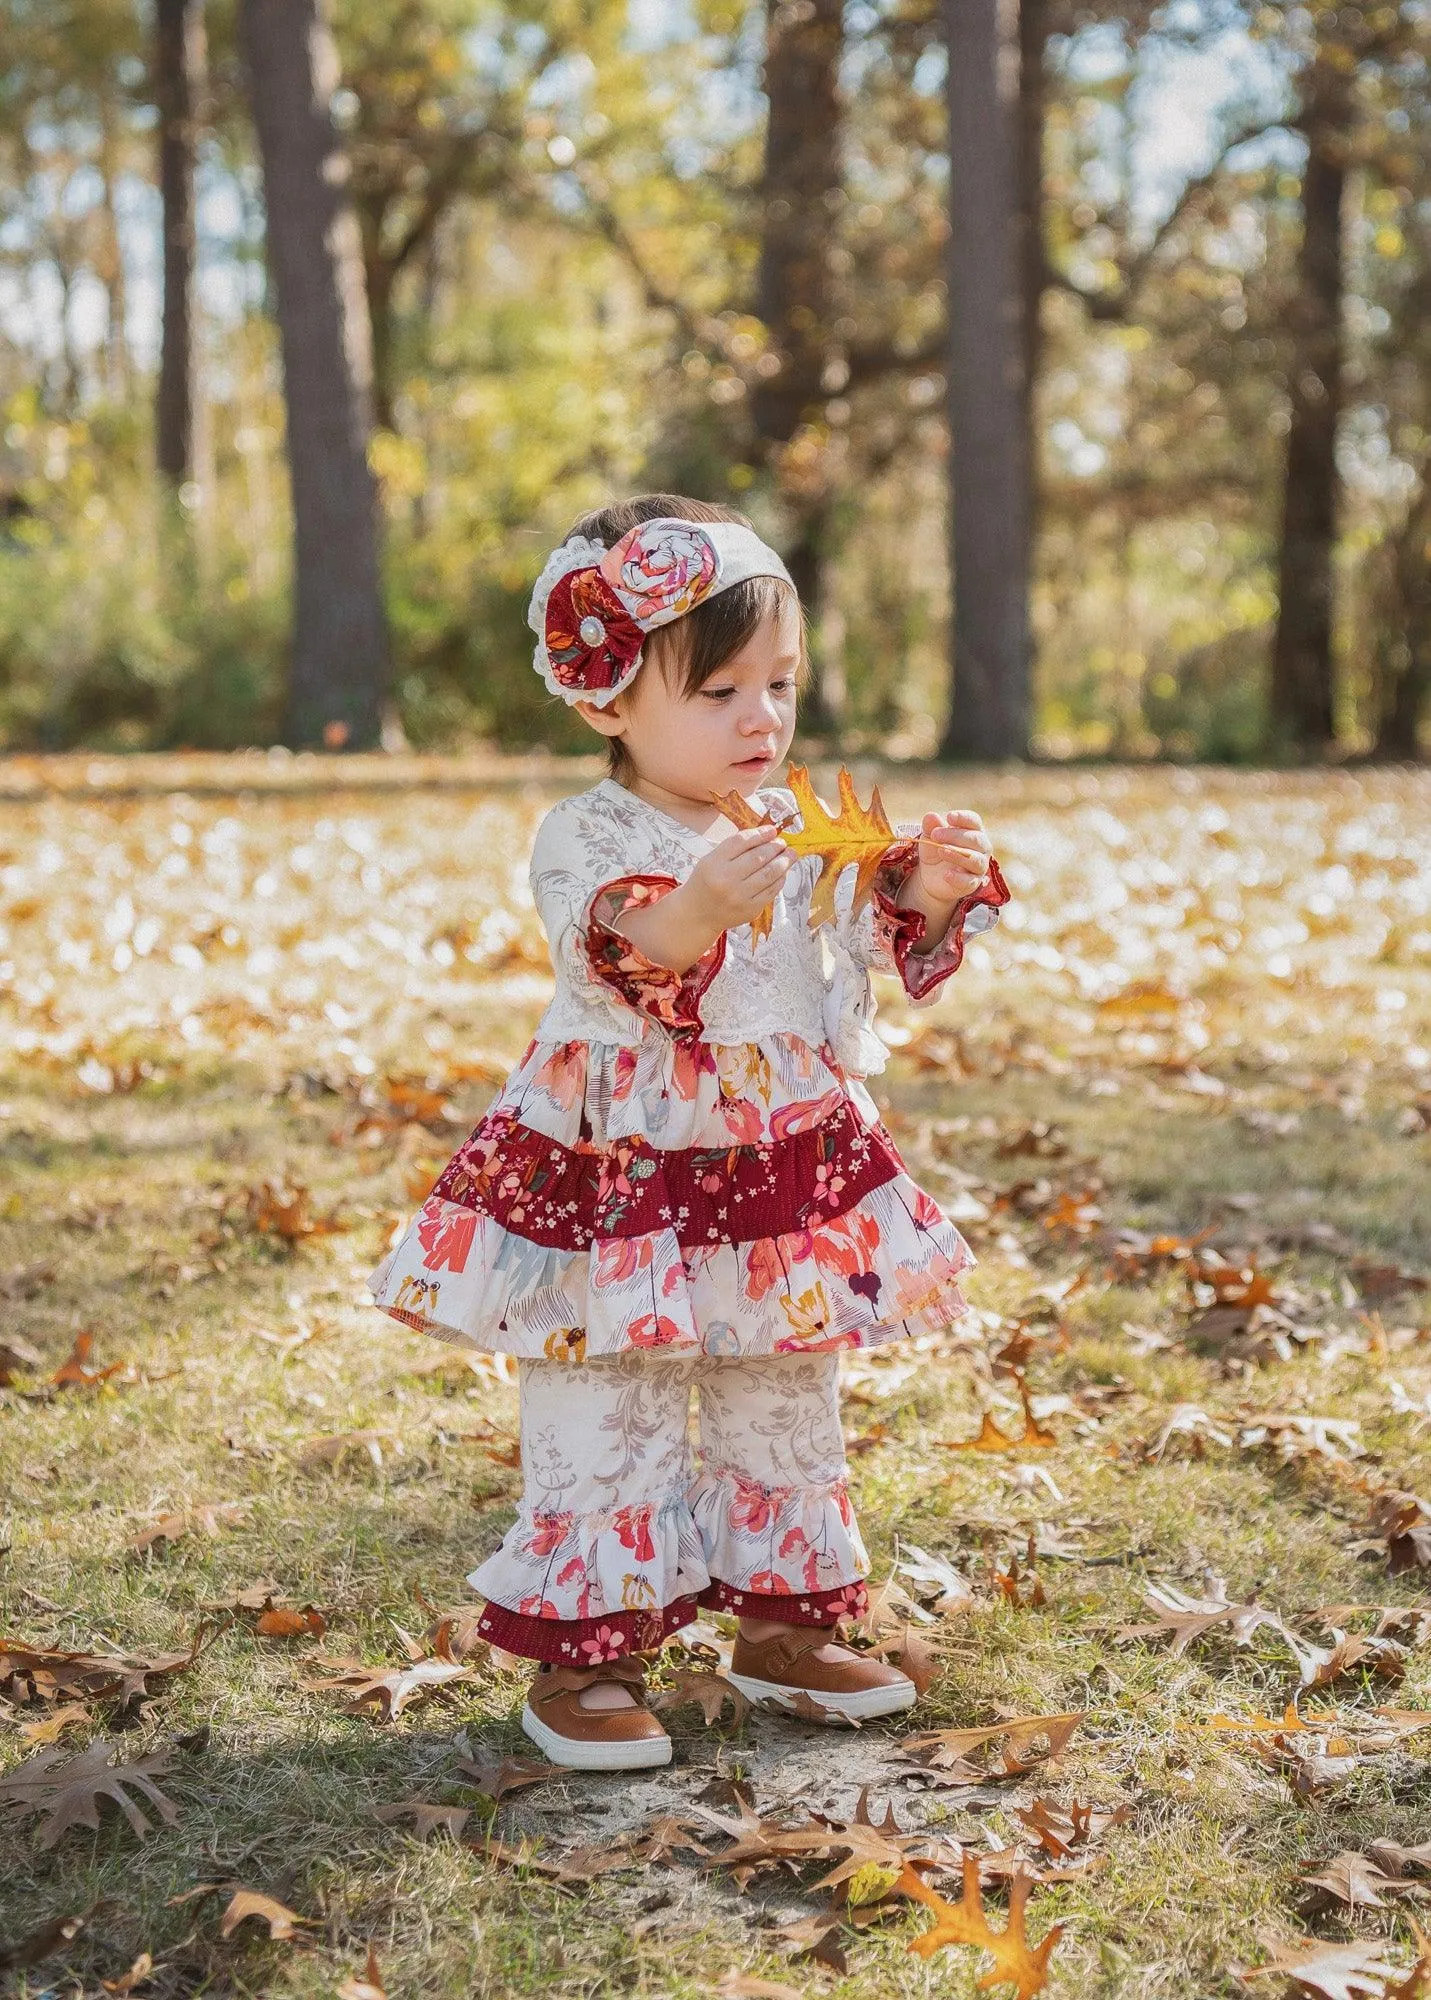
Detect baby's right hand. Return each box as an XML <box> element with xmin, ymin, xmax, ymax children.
<box><xmin>684</xmin><ymin>828</ymin><xmax>792</xmax><ymax>931</ymax></box>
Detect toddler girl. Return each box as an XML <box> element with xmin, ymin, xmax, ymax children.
<box><xmin>369</xmin><ymin>494</ymin><xmax>1008</xmax><ymax>1769</ymax></box>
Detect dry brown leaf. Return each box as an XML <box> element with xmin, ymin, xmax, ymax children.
<box><xmin>218</xmin><ymin>1888</ymin><xmax>313</xmax><ymax>1940</ymax></box>
<box><xmin>1117</xmin><ymin>1579</ymin><xmax>1298</xmax><ymax>1659</ymax></box>
<box><xmin>374</xmin><ymin>1799</ymin><xmax>471</xmax><ymax>1839</ymax></box>
<box><xmin>300</xmin><ymin>1652</ymin><xmax>470</xmax><ymax>1721</ymax></box>
<box><xmin>426</xmin><ymin>1606</ymin><xmax>489</xmax><ymax>1663</ymax></box>
<box><xmin>901</xmin><ymin>1711</ymin><xmax>1083</xmax><ymax>1777</ymax></box>
<box><xmin>651</xmin><ymin>1668</ymin><xmax>751</xmax><ymax>1728</ymax></box>
<box><xmin>0</xmin><ymin>1741</ymin><xmax>179</xmax><ymax>1848</ymax></box>
<box><xmin>898</xmin><ymin>1855</ymin><xmax>1064</xmax><ymax>1995</ymax></box>
<box><xmin>244</xmin><ymin>1180</ymin><xmax>345</xmax><ymax>1243</ymax></box>
<box><xmin>49</xmin><ymin>1329</ymin><xmax>132</xmax><ymax>1390</ymax></box>
<box><xmin>0</xmin><ymin>1626</ymin><xmax>212</xmax><ymax>1714</ymax></box>
<box><xmin>0</xmin><ymin>1904</ymin><xmax>103</xmax><ymax>1973</ymax></box>
<box><xmin>454</xmin><ymin>1754</ymin><xmax>564</xmax><ymax>1800</ymax></box>
<box><xmin>337</xmin><ymin>1944</ymin><xmax>387</xmax><ymax>2000</ymax></box>
<box><xmin>295</xmin><ymin>1429</ymin><xmax>402</xmax><ymax>1470</ymax></box>
<box><xmin>1234</xmin><ymin>1936</ymin><xmax>1399</xmax><ymax>1998</ymax></box>
<box><xmin>253</xmin><ymin>1605</ymin><xmax>328</xmax><ymax>1640</ymax></box>
<box><xmin>0</xmin><ymin>1333</ymin><xmax>44</xmax><ymax>1386</ymax></box>
<box><xmin>99</xmin><ymin>1952</ymin><xmax>154</xmax><ymax>1993</ymax></box>
<box><xmin>637</xmin><ymin>1813</ymin><xmax>710</xmax><ymax>1862</ymax></box>
<box><xmin>128</xmin><ymin>1500</ymin><xmax>252</xmax><ymax>1553</ymax></box>
<box><xmin>940</xmin><ymin>1380</ymin><xmax>1058</xmax><ymax>1455</ymax></box>
<box><xmin>1301</xmin><ymin>1851</ymin><xmax>1404</xmax><ymax>1909</ymax></box>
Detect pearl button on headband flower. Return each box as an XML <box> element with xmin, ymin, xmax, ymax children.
<box><xmin>527</xmin><ymin>516</ymin><xmax>795</xmax><ymax>706</ymax></box>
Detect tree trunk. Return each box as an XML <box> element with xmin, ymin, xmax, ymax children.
<box><xmin>1375</xmin><ymin>480</ymin><xmax>1431</xmax><ymax>759</ymax></box>
<box><xmin>155</xmin><ymin>0</ymin><xmax>204</xmax><ymax>486</ymax></box>
<box><xmin>753</xmin><ymin>0</ymin><xmax>844</xmax><ymax>737</ymax></box>
<box><xmin>97</xmin><ymin>98</ymin><xmax>131</xmax><ymax>402</ymax></box>
<box><xmin>1017</xmin><ymin>0</ymin><xmax>1050</xmax><ymax>451</ymax></box>
<box><xmin>940</xmin><ymin>0</ymin><xmax>1031</xmax><ymax>760</ymax></box>
<box><xmin>1268</xmin><ymin>56</ymin><xmax>1351</xmax><ymax>757</ymax></box>
<box><xmin>239</xmin><ymin>0</ymin><xmax>390</xmax><ymax>751</ymax></box>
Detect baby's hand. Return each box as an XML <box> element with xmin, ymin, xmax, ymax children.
<box><xmin>684</xmin><ymin>828</ymin><xmax>792</xmax><ymax>931</ymax></box>
<box><xmin>916</xmin><ymin>810</ymin><xmax>992</xmax><ymax>904</ymax></box>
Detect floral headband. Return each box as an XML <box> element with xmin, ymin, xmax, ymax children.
<box><xmin>527</xmin><ymin>516</ymin><xmax>795</xmax><ymax>707</ymax></box>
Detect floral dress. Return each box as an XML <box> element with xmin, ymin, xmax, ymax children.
<box><xmin>368</xmin><ymin>776</ymin><xmax>1009</xmax><ymax>1366</ymax></box>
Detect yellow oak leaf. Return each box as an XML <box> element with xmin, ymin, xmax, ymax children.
<box><xmin>779</xmin><ymin>764</ymin><xmax>897</xmax><ymax>930</ymax></box>
<box><xmin>711</xmin><ymin>764</ymin><xmax>900</xmax><ymax>937</ymax></box>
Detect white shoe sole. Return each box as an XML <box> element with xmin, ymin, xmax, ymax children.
<box><xmin>725</xmin><ymin>1670</ymin><xmax>918</xmax><ymax>1721</ymax></box>
<box><xmin>520</xmin><ymin>1703</ymin><xmax>673</xmax><ymax>1771</ymax></box>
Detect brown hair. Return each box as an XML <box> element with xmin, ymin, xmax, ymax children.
<box><xmin>561</xmin><ymin>493</ymin><xmax>805</xmax><ymax>783</ymax></box>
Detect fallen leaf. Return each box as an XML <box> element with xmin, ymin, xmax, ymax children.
<box><xmin>0</xmin><ymin>1626</ymin><xmax>213</xmax><ymax>1714</ymax></box>
<box><xmin>940</xmin><ymin>1386</ymin><xmax>1058</xmax><ymax>1454</ymax></box>
<box><xmin>0</xmin><ymin>1333</ymin><xmax>44</xmax><ymax>1385</ymax></box>
<box><xmin>901</xmin><ymin>1712</ymin><xmax>1083</xmax><ymax>1778</ymax></box>
<box><xmin>300</xmin><ymin>1652</ymin><xmax>470</xmax><ymax>1721</ymax></box>
<box><xmin>0</xmin><ymin>1741</ymin><xmax>180</xmax><ymax>1848</ymax></box>
<box><xmin>0</xmin><ymin>1904</ymin><xmax>102</xmax><ymax>1973</ymax></box>
<box><xmin>651</xmin><ymin>1668</ymin><xmax>751</xmax><ymax>1728</ymax></box>
<box><xmin>218</xmin><ymin>1888</ymin><xmax>314</xmax><ymax>1940</ymax></box>
<box><xmin>128</xmin><ymin>1500</ymin><xmax>252</xmax><ymax>1553</ymax></box>
<box><xmin>244</xmin><ymin>1180</ymin><xmax>345</xmax><ymax>1243</ymax></box>
<box><xmin>1234</xmin><ymin>1936</ymin><xmax>1399</xmax><ymax>1998</ymax></box>
<box><xmin>254</xmin><ymin>1605</ymin><xmax>328</xmax><ymax>1640</ymax></box>
<box><xmin>1301</xmin><ymin>1851</ymin><xmax>1403</xmax><ymax>1910</ymax></box>
<box><xmin>295</xmin><ymin>1429</ymin><xmax>403</xmax><ymax>1470</ymax></box>
<box><xmin>100</xmin><ymin>1952</ymin><xmax>154</xmax><ymax>1993</ymax></box>
<box><xmin>373</xmin><ymin>1800</ymin><xmax>471</xmax><ymax>1839</ymax></box>
<box><xmin>894</xmin><ymin>1543</ymin><xmax>975</xmax><ymax>1615</ymax></box>
<box><xmin>453</xmin><ymin>1754</ymin><xmax>563</xmax><ymax>1801</ymax></box>
<box><xmin>337</xmin><ymin>1944</ymin><xmax>387</xmax><ymax>2000</ymax></box>
<box><xmin>637</xmin><ymin>1813</ymin><xmax>710</xmax><ymax>1862</ymax></box>
<box><xmin>898</xmin><ymin>1855</ymin><xmax>1064</xmax><ymax>1996</ymax></box>
<box><xmin>49</xmin><ymin>1330</ymin><xmax>130</xmax><ymax>1390</ymax></box>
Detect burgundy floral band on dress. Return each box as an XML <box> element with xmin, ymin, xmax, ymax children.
<box><xmin>475</xmin><ymin>1579</ymin><xmax>869</xmax><ymax>1665</ymax></box>
<box><xmin>430</xmin><ymin>1095</ymin><xmax>906</xmax><ymax>1250</ymax></box>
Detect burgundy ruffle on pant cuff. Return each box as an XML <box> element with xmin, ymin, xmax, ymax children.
<box><xmin>475</xmin><ymin>1578</ymin><xmax>869</xmax><ymax>1666</ymax></box>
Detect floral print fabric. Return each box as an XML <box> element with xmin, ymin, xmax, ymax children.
<box><xmin>583</xmin><ymin>873</ymin><xmax>725</xmax><ymax>1039</ymax></box>
<box><xmin>368</xmin><ymin>778</ymin><xmax>1000</xmax><ymax>1362</ymax></box>
<box><xmin>469</xmin><ymin>1350</ymin><xmax>868</xmax><ymax>1663</ymax></box>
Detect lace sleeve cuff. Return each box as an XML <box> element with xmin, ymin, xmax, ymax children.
<box><xmin>583</xmin><ymin>873</ymin><xmax>726</xmax><ymax>1039</ymax></box>
<box><xmin>870</xmin><ymin>845</ymin><xmax>1010</xmax><ymax>1002</ymax></box>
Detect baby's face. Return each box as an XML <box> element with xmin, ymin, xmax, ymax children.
<box><xmin>603</xmin><ymin>597</ymin><xmax>801</xmax><ymax>810</ymax></box>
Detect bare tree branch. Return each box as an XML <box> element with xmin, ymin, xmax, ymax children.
<box><xmin>1047</xmin><ymin>112</ymin><xmax>1287</xmax><ymax>322</ymax></box>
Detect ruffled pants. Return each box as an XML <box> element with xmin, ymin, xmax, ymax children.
<box><xmin>470</xmin><ymin>1352</ymin><xmax>869</xmax><ymax>1664</ymax></box>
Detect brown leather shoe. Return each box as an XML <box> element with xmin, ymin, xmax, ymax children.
<box><xmin>727</xmin><ymin>1625</ymin><xmax>917</xmax><ymax>1721</ymax></box>
<box><xmin>521</xmin><ymin>1657</ymin><xmax>672</xmax><ymax>1770</ymax></box>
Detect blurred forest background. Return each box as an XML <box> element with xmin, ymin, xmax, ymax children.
<box><xmin>0</xmin><ymin>0</ymin><xmax>1427</xmax><ymax>764</ymax></box>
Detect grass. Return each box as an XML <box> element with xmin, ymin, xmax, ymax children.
<box><xmin>1</xmin><ymin>756</ymin><xmax>1429</xmax><ymax>1999</ymax></box>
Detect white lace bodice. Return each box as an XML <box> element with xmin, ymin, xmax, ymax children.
<box><xmin>527</xmin><ymin>778</ymin><xmax>911</xmax><ymax>1075</ymax></box>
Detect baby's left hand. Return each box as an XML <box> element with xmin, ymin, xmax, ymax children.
<box><xmin>916</xmin><ymin>810</ymin><xmax>993</xmax><ymax>905</ymax></box>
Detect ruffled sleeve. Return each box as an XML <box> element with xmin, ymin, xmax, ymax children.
<box><xmin>848</xmin><ymin>837</ymin><xmax>1010</xmax><ymax>1003</ymax></box>
<box><xmin>584</xmin><ymin>875</ymin><xmax>725</xmax><ymax>1039</ymax></box>
<box><xmin>528</xmin><ymin>803</ymin><xmax>723</xmax><ymax>1039</ymax></box>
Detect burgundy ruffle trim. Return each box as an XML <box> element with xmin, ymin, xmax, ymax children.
<box><xmin>475</xmin><ymin>1578</ymin><xmax>869</xmax><ymax>1663</ymax></box>
<box><xmin>431</xmin><ymin>1095</ymin><xmax>903</xmax><ymax>1249</ymax></box>
<box><xmin>584</xmin><ymin>873</ymin><xmax>726</xmax><ymax>1040</ymax></box>
<box><xmin>872</xmin><ymin>847</ymin><xmax>1011</xmax><ymax>1001</ymax></box>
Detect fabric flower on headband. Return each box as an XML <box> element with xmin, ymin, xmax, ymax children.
<box><xmin>527</xmin><ymin>515</ymin><xmax>795</xmax><ymax>706</ymax></box>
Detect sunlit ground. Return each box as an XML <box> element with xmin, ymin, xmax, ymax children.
<box><xmin>2</xmin><ymin>756</ymin><xmax>1429</xmax><ymax>1999</ymax></box>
